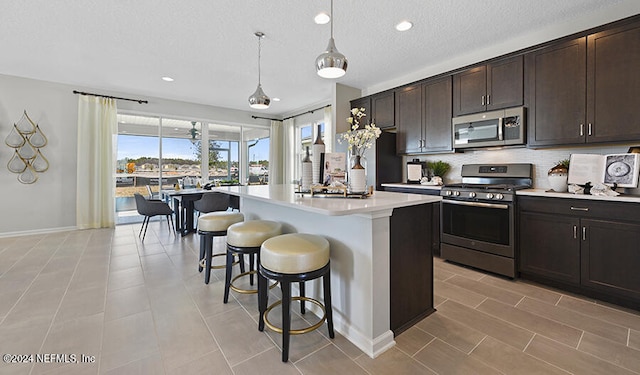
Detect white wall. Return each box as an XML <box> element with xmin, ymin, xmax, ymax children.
<box><xmin>0</xmin><ymin>74</ymin><xmax>271</xmax><ymax>236</ymax></box>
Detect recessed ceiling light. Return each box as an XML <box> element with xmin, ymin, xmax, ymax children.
<box><xmin>272</xmin><ymin>97</ymin><xmax>281</xmax><ymax>102</ymax></box>
<box><xmin>395</xmin><ymin>21</ymin><xmax>413</xmax><ymax>31</ymax></box>
<box><xmin>162</xmin><ymin>76</ymin><xmax>174</xmax><ymax>82</ymax></box>
<box><xmin>314</xmin><ymin>12</ymin><xmax>330</xmax><ymax>25</ymax></box>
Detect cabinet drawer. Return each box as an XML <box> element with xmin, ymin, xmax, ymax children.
<box><xmin>518</xmin><ymin>196</ymin><xmax>640</xmax><ymax>222</ymax></box>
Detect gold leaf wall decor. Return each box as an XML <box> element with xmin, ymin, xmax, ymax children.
<box><xmin>4</xmin><ymin>111</ymin><xmax>49</xmax><ymax>184</ymax></box>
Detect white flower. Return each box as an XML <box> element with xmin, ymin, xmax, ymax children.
<box><xmin>338</xmin><ymin>108</ymin><xmax>382</xmax><ymax>158</ymax></box>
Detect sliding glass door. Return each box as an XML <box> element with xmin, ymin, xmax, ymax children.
<box><xmin>115</xmin><ymin>113</ymin><xmax>268</xmax><ymax>224</ymax></box>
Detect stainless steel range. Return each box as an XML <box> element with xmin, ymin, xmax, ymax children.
<box><xmin>440</xmin><ymin>163</ymin><xmax>532</xmax><ymax>278</ymax></box>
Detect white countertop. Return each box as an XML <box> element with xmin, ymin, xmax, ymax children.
<box><xmin>213</xmin><ymin>184</ymin><xmax>441</xmax><ymax>216</ymax></box>
<box><xmin>518</xmin><ymin>188</ymin><xmax>640</xmax><ymax>203</ymax></box>
<box><xmin>381</xmin><ymin>183</ymin><xmax>443</xmax><ymax>191</ymax></box>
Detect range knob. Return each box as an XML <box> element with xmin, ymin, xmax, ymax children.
<box><xmin>445</xmin><ymin>190</ymin><xmax>452</xmax><ymax>196</ymax></box>
<box><xmin>454</xmin><ymin>191</ymin><xmax>460</xmax><ymax>196</ymax></box>
<box><xmin>469</xmin><ymin>192</ymin><xmax>476</xmax><ymax>198</ymax></box>
<box><xmin>486</xmin><ymin>193</ymin><xmax>494</xmax><ymax>199</ymax></box>
<box><xmin>495</xmin><ymin>193</ymin><xmax>504</xmax><ymax>200</ymax></box>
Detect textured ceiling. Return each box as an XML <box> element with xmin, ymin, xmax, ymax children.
<box><xmin>1</xmin><ymin>1</ymin><xmax>638</xmax><ymax>117</ymax></box>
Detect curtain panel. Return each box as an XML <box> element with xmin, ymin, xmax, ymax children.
<box><xmin>268</xmin><ymin>120</ymin><xmax>284</xmax><ymax>185</ymax></box>
<box><xmin>76</xmin><ymin>96</ymin><xmax>118</xmax><ymax>228</ymax></box>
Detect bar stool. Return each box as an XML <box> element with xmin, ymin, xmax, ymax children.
<box><xmin>224</xmin><ymin>220</ymin><xmax>282</xmax><ymax>303</ymax></box>
<box><xmin>258</xmin><ymin>233</ymin><xmax>335</xmax><ymax>362</ymax></box>
<box><xmin>198</xmin><ymin>211</ymin><xmax>244</xmax><ymax>284</ymax></box>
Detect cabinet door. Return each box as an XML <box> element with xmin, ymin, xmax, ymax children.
<box><xmin>519</xmin><ymin>211</ymin><xmax>581</xmax><ymax>285</ymax></box>
<box><xmin>581</xmin><ymin>219</ymin><xmax>640</xmax><ymax>301</ymax></box>
<box><xmin>486</xmin><ymin>55</ymin><xmax>523</xmax><ymax>111</ymax></box>
<box><xmin>395</xmin><ymin>84</ymin><xmax>423</xmax><ymax>154</ymax></box>
<box><xmin>371</xmin><ymin>91</ymin><xmax>395</xmax><ymax>129</ymax></box>
<box><xmin>526</xmin><ymin>38</ymin><xmax>587</xmax><ymax>147</ymax></box>
<box><xmin>453</xmin><ymin>65</ymin><xmax>486</xmax><ymax>116</ymax></box>
<box><xmin>422</xmin><ymin>76</ymin><xmax>453</xmax><ymax>152</ymax></box>
<box><xmin>587</xmin><ymin>22</ymin><xmax>640</xmax><ymax>143</ymax></box>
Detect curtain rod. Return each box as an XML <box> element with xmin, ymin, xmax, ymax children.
<box><xmin>73</xmin><ymin>90</ymin><xmax>148</xmax><ymax>104</ymax></box>
<box><xmin>251</xmin><ymin>104</ymin><xmax>331</xmax><ymax>122</ymax></box>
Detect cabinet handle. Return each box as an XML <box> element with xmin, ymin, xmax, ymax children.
<box><xmin>580</xmin><ymin>124</ymin><xmax>584</xmax><ymax>136</ymax></box>
<box><xmin>582</xmin><ymin>226</ymin><xmax>587</xmax><ymax>241</ymax></box>
<box><xmin>487</xmin><ymin>94</ymin><xmax>491</xmax><ymax>105</ymax></box>
<box><xmin>573</xmin><ymin>225</ymin><xmax>577</xmax><ymax>239</ymax></box>
<box><xmin>481</xmin><ymin>95</ymin><xmax>485</xmax><ymax>106</ymax></box>
<box><xmin>588</xmin><ymin>123</ymin><xmax>592</xmax><ymax>136</ymax></box>
<box><xmin>570</xmin><ymin>206</ymin><xmax>589</xmax><ymax>212</ymax></box>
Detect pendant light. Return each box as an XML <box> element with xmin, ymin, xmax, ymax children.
<box><xmin>248</xmin><ymin>32</ymin><xmax>271</xmax><ymax>109</ymax></box>
<box><xmin>316</xmin><ymin>0</ymin><xmax>348</xmax><ymax>79</ymax></box>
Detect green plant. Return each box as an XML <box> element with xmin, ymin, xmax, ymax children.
<box><xmin>556</xmin><ymin>158</ymin><xmax>570</xmax><ymax>170</ymax></box>
<box><xmin>427</xmin><ymin>161</ymin><xmax>451</xmax><ymax>177</ymax></box>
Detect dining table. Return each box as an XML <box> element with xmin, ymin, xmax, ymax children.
<box><xmin>161</xmin><ymin>188</ymin><xmax>205</xmax><ymax>236</ymax></box>
<box><xmin>161</xmin><ymin>187</ymin><xmax>241</xmax><ymax>236</ymax></box>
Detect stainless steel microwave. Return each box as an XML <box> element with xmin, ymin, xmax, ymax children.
<box><xmin>452</xmin><ymin>107</ymin><xmax>525</xmax><ymax>149</ymax></box>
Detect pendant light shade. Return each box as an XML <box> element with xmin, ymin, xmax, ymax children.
<box><xmin>248</xmin><ymin>32</ymin><xmax>271</xmax><ymax>109</ymax></box>
<box><xmin>316</xmin><ymin>0</ymin><xmax>347</xmax><ymax>78</ymax></box>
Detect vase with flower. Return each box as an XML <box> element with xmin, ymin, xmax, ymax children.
<box><xmin>339</xmin><ymin>107</ymin><xmax>382</xmax><ymax>193</ymax></box>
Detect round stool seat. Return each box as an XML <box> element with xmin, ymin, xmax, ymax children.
<box><xmin>261</xmin><ymin>233</ymin><xmax>330</xmax><ymax>274</ymax></box>
<box><xmin>227</xmin><ymin>220</ymin><xmax>283</xmax><ymax>248</ymax></box>
<box><xmin>198</xmin><ymin>211</ymin><xmax>244</xmax><ymax>232</ymax></box>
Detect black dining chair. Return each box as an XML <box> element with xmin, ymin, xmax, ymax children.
<box><xmin>193</xmin><ymin>192</ymin><xmax>232</xmax><ymax>215</ymax></box>
<box><xmin>134</xmin><ymin>193</ymin><xmax>175</xmax><ymax>241</ymax></box>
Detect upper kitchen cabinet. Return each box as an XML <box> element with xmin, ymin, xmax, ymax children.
<box><xmin>370</xmin><ymin>91</ymin><xmax>395</xmax><ymax>129</ymax></box>
<box><xmin>452</xmin><ymin>55</ymin><xmax>523</xmax><ymax>116</ymax></box>
<box><xmin>395</xmin><ymin>84</ymin><xmax>423</xmax><ymax>154</ymax></box>
<box><xmin>395</xmin><ymin>76</ymin><xmax>452</xmax><ymax>154</ymax></box>
<box><xmin>586</xmin><ymin>21</ymin><xmax>640</xmax><ymax>143</ymax></box>
<box><xmin>526</xmin><ymin>37</ymin><xmax>587</xmax><ymax>146</ymax></box>
<box><xmin>350</xmin><ymin>91</ymin><xmax>395</xmax><ymax>130</ymax></box>
<box><xmin>527</xmin><ymin>19</ymin><xmax>640</xmax><ymax>147</ymax></box>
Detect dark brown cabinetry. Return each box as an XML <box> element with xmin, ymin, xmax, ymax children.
<box><xmin>371</xmin><ymin>91</ymin><xmax>395</xmax><ymax>129</ymax></box>
<box><xmin>586</xmin><ymin>21</ymin><xmax>640</xmax><ymax>143</ymax></box>
<box><xmin>453</xmin><ymin>55</ymin><xmax>523</xmax><ymax>116</ymax></box>
<box><xmin>381</xmin><ymin>186</ymin><xmax>441</xmax><ymax>256</ymax></box>
<box><xmin>527</xmin><ymin>19</ymin><xmax>640</xmax><ymax>146</ymax></box>
<box><xmin>390</xmin><ymin>202</ymin><xmax>434</xmax><ymax>335</ymax></box>
<box><xmin>349</xmin><ymin>91</ymin><xmax>395</xmax><ymax>130</ymax></box>
<box><xmin>395</xmin><ymin>76</ymin><xmax>452</xmax><ymax>154</ymax></box>
<box><xmin>519</xmin><ymin>211</ymin><xmax>581</xmax><ymax>285</ymax></box>
<box><xmin>518</xmin><ymin>196</ymin><xmax>640</xmax><ymax>309</ymax></box>
<box><xmin>525</xmin><ymin>38</ymin><xmax>587</xmax><ymax>146</ymax></box>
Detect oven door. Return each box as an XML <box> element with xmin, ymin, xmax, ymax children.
<box><xmin>441</xmin><ymin>198</ymin><xmax>514</xmax><ymax>257</ymax></box>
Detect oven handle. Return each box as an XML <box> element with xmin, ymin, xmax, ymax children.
<box><xmin>442</xmin><ymin>199</ymin><xmax>509</xmax><ymax>210</ymax></box>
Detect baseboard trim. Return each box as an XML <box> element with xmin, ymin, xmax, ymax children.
<box><xmin>0</xmin><ymin>226</ymin><xmax>77</xmax><ymax>238</ymax></box>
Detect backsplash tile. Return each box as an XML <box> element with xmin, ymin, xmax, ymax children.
<box><xmin>406</xmin><ymin>142</ymin><xmax>640</xmax><ymax>190</ymax></box>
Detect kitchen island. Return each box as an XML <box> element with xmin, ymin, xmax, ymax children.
<box><xmin>212</xmin><ymin>184</ymin><xmax>441</xmax><ymax>358</ymax></box>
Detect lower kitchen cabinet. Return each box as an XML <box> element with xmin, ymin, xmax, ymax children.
<box><xmin>519</xmin><ymin>211</ymin><xmax>580</xmax><ymax>285</ymax></box>
<box><xmin>581</xmin><ymin>218</ymin><xmax>640</xmax><ymax>301</ymax></box>
<box><xmin>518</xmin><ymin>196</ymin><xmax>640</xmax><ymax>309</ymax></box>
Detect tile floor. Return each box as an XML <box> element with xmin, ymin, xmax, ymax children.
<box><xmin>1</xmin><ymin>221</ymin><xmax>640</xmax><ymax>374</ymax></box>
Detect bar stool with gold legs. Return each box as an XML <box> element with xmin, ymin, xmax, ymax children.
<box><xmin>224</xmin><ymin>220</ymin><xmax>282</xmax><ymax>303</ymax></box>
<box><xmin>258</xmin><ymin>233</ymin><xmax>335</xmax><ymax>362</ymax></box>
<box><xmin>197</xmin><ymin>211</ymin><xmax>244</xmax><ymax>284</ymax></box>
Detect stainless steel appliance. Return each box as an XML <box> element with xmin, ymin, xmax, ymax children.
<box><xmin>440</xmin><ymin>163</ymin><xmax>532</xmax><ymax>278</ymax></box>
<box><xmin>452</xmin><ymin>107</ymin><xmax>525</xmax><ymax>150</ymax></box>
